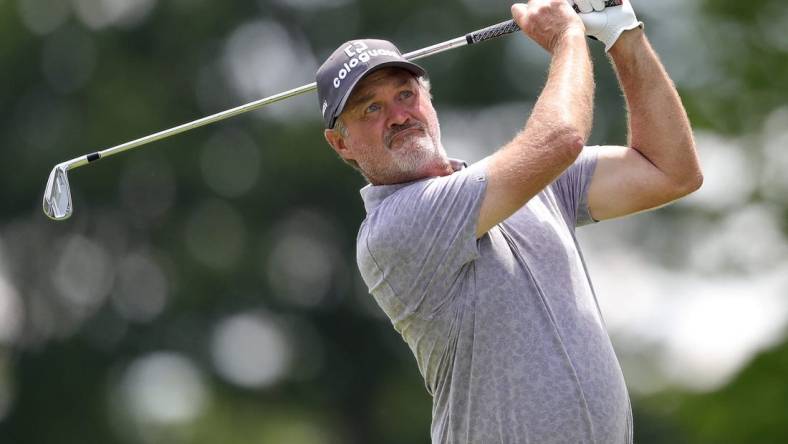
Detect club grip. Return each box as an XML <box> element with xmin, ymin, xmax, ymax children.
<box><xmin>465</xmin><ymin>20</ymin><xmax>520</xmax><ymax>45</ymax></box>
<box><xmin>464</xmin><ymin>0</ymin><xmax>624</xmax><ymax>45</ymax></box>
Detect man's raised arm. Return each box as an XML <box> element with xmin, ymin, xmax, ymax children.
<box><xmin>476</xmin><ymin>0</ymin><xmax>595</xmax><ymax>237</ymax></box>
<box><xmin>587</xmin><ymin>24</ymin><xmax>704</xmax><ymax>220</ymax></box>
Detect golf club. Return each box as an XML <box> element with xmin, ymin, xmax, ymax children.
<box><xmin>42</xmin><ymin>0</ymin><xmax>622</xmax><ymax>221</ymax></box>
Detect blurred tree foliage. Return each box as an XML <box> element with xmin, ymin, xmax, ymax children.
<box><xmin>0</xmin><ymin>0</ymin><xmax>786</xmax><ymax>443</ymax></box>
<box><xmin>679</xmin><ymin>337</ymin><xmax>788</xmax><ymax>443</ymax></box>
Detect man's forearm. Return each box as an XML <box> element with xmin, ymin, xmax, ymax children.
<box><xmin>609</xmin><ymin>29</ymin><xmax>703</xmax><ymax>189</ymax></box>
<box><xmin>524</xmin><ymin>29</ymin><xmax>594</xmax><ymax>145</ymax></box>
<box><xmin>476</xmin><ymin>28</ymin><xmax>595</xmax><ymax>237</ymax></box>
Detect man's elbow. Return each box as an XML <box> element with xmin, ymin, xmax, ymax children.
<box><xmin>550</xmin><ymin>123</ymin><xmax>585</xmax><ymax>164</ymax></box>
<box><xmin>672</xmin><ymin>149</ymin><xmax>704</xmax><ymax>198</ymax></box>
<box><xmin>687</xmin><ymin>169</ymin><xmax>704</xmax><ymax>192</ymax></box>
<box><xmin>515</xmin><ymin>122</ymin><xmax>584</xmax><ymax>166</ymax></box>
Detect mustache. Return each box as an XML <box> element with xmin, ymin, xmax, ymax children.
<box><xmin>384</xmin><ymin>121</ymin><xmax>427</xmax><ymax>148</ymax></box>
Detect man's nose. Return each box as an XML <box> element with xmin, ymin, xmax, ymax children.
<box><xmin>387</xmin><ymin>102</ymin><xmax>411</xmax><ymax>128</ymax></box>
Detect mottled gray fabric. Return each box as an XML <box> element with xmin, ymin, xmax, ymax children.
<box><xmin>357</xmin><ymin>147</ymin><xmax>632</xmax><ymax>444</ymax></box>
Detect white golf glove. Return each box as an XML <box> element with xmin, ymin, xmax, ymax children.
<box><xmin>571</xmin><ymin>0</ymin><xmax>644</xmax><ymax>52</ymax></box>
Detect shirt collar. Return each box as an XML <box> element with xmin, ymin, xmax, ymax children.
<box><xmin>359</xmin><ymin>158</ymin><xmax>467</xmax><ymax>214</ymax></box>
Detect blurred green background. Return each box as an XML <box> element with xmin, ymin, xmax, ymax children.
<box><xmin>1</xmin><ymin>0</ymin><xmax>787</xmax><ymax>442</ymax></box>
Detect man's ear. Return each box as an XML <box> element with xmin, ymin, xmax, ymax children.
<box><xmin>324</xmin><ymin>129</ymin><xmax>353</xmax><ymax>161</ymax></box>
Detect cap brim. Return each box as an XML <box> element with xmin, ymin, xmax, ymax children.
<box><xmin>328</xmin><ymin>60</ymin><xmax>426</xmax><ymax>129</ymax></box>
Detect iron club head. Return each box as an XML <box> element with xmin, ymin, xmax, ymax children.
<box><xmin>43</xmin><ymin>164</ymin><xmax>73</xmax><ymax>220</ymax></box>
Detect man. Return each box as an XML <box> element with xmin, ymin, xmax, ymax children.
<box><xmin>316</xmin><ymin>1</ymin><xmax>702</xmax><ymax>442</ymax></box>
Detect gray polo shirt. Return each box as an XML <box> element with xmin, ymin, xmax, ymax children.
<box><xmin>356</xmin><ymin>147</ymin><xmax>632</xmax><ymax>444</ymax></box>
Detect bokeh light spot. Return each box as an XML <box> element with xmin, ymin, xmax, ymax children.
<box><xmin>265</xmin><ymin>210</ymin><xmax>343</xmax><ymax>308</ymax></box>
<box><xmin>689</xmin><ymin>204</ymin><xmax>787</xmax><ymax>274</ymax></box>
<box><xmin>52</xmin><ymin>235</ymin><xmax>115</xmax><ymax>315</ymax></box>
<box><xmin>71</xmin><ymin>0</ymin><xmax>158</xmax><ymax>30</ymax></box>
<box><xmin>121</xmin><ymin>352</ymin><xmax>207</xmax><ymax>425</ymax></box>
<box><xmin>211</xmin><ymin>312</ymin><xmax>291</xmax><ymax>388</ymax></box>
<box><xmin>18</xmin><ymin>0</ymin><xmax>70</xmax><ymax>35</ymax></box>
<box><xmin>681</xmin><ymin>131</ymin><xmax>756</xmax><ymax>211</ymax></box>
<box><xmin>0</xmin><ymin>276</ymin><xmax>23</xmax><ymax>346</ymax></box>
<box><xmin>222</xmin><ymin>20</ymin><xmax>318</xmax><ymax>122</ymax></box>
<box><xmin>0</xmin><ymin>240</ymin><xmax>23</xmax><ymax>345</ymax></box>
<box><xmin>761</xmin><ymin>107</ymin><xmax>788</xmax><ymax>204</ymax></box>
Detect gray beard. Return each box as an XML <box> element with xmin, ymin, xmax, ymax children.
<box><xmin>381</xmin><ymin>132</ymin><xmax>447</xmax><ymax>182</ymax></box>
<box><xmin>391</xmin><ymin>133</ymin><xmax>439</xmax><ymax>171</ymax></box>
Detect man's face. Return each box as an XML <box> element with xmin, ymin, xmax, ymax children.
<box><xmin>324</xmin><ymin>68</ymin><xmax>451</xmax><ymax>185</ymax></box>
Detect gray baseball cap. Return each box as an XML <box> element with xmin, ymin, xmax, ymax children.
<box><xmin>316</xmin><ymin>39</ymin><xmax>426</xmax><ymax>129</ymax></box>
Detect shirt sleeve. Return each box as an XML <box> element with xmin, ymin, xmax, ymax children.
<box><xmin>357</xmin><ymin>160</ymin><xmax>488</xmax><ymax>325</ymax></box>
<box><xmin>549</xmin><ymin>146</ymin><xmax>600</xmax><ymax>228</ymax></box>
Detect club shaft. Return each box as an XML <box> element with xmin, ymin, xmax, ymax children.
<box><xmin>61</xmin><ymin>0</ymin><xmax>623</xmax><ymax>171</ymax></box>
<box><xmin>59</xmin><ymin>82</ymin><xmax>315</xmax><ymax>171</ymax></box>
<box><xmin>109</xmin><ymin>82</ymin><xmax>316</xmax><ymax>158</ymax></box>
<box><xmin>403</xmin><ymin>36</ymin><xmax>469</xmax><ymax>61</ymax></box>
<box><xmin>94</xmin><ymin>35</ymin><xmax>472</xmax><ymax>164</ymax></box>
<box><xmin>62</xmin><ymin>28</ymin><xmax>507</xmax><ymax>171</ymax></box>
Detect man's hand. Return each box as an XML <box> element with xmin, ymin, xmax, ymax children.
<box><xmin>511</xmin><ymin>1</ymin><xmax>586</xmax><ymax>54</ymax></box>
<box><xmin>575</xmin><ymin>0</ymin><xmax>643</xmax><ymax>52</ymax></box>
<box><xmin>573</xmin><ymin>0</ymin><xmax>609</xmax><ymax>13</ymax></box>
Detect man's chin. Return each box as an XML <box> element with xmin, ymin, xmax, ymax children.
<box><xmin>393</xmin><ymin>146</ymin><xmax>446</xmax><ymax>175</ymax></box>
<box><xmin>397</xmin><ymin>132</ymin><xmax>439</xmax><ymax>152</ymax></box>
<box><xmin>370</xmin><ymin>150</ymin><xmax>448</xmax><ymax>185</ymax></box>
<box><xmin>388</xmin><ymin>129</ymin><xmax>424</xmax><ymax>151</ymax></box>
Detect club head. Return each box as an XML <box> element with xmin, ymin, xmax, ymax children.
<box><xmin>42</xmin><ymin>164</ymin><xmax>73</xmax><ymax>220</ymax></box>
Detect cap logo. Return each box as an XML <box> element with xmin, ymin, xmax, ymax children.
<box><xmin>344</xmin><ymin>41</ymin><xmax>368</xmax><ymax>57</ymax></box>
<box><xmin>332</xmin><ymin>41</ymin><xmax>398</xmax><ymax>89</ymax></box>
<box><xmin>321</xmin><ymin>100</ymin><xmax>328</xmax><ymax>117</ymax></box>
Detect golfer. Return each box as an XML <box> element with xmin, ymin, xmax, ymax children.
<box><xmin>316</xmin><ymin>1</ymin><xmax>702</xmax><ymax>442</ymax></box>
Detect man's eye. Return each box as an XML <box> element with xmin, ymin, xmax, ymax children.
<box><xmin>400</xmin><ymin>90</ymin><xmax>414</xmax><ymax>99</ymax></box>
<box><xmin>365</xmin><ymin>103</ymin><xmax>381</xmax><ymax>114</ymax></box>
